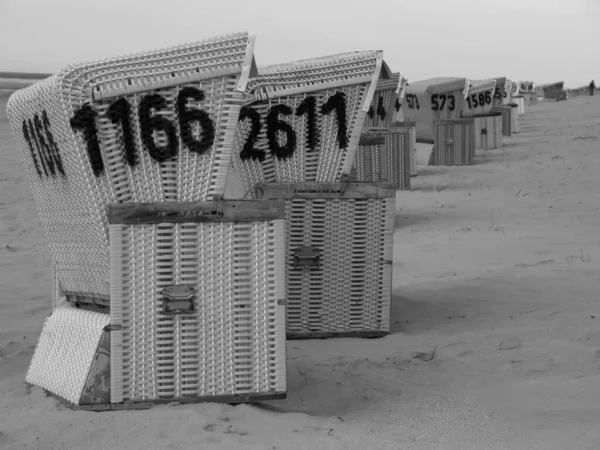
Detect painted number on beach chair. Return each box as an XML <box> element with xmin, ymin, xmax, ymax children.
<box><xmin>405</xmin><ymin>94</ymin><xmax>420</xmax><ymax>110</ymax></box>
<box><xmin>70</xmin><ymin>87</ymin><xmax>216</xmax><ymax>177</ymax></box>
<box><xmin>237</xmin><ymin>91</ymin><xmax>348</xmax><ymax>162</ymax></box>
<box><xmin>367</xmin><ymin>95</ymin><xmax>387</xmax><ymax>121</ymax></box>
<box><xmin>267</xmin><ymin>104</ymin><xmax>296</xmax><ymax>160</ymax></box>
<box><xmin>21</xmin><ymin>111</ymin><xmax>66</xmax><ymax>179</ymax></box>
<box><xmin>430</xmin><ymin>94</ymin><xmax>456</xmax><ymax>112</ymax></box>
<box><xmin>465</xmin><ymin>92</ymin><xmax>492</xmax><ymax>109</ymax></box>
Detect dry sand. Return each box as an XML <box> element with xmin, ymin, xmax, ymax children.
<box><xmin>1</xmin><ymin>92</ymin><xmax>599</xmax><ymax>449</ymax></box>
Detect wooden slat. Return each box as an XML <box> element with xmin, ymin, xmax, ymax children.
<box><xmin>255</xmin><ymin>182</ymin><xmax>396</xmax><ymax>199</ymax></box>
<box><xmin>470</xmin><ymin>111</ymin><xmax>502</xmax><ymax>118</ymax></box>
<box><xmin>389</xmin><ymin>121</ymin><xmax>416</xmax><ymax>128</ymax></box>
<box><xmin>50</xmin><ymin>391</ymin><xmax>287</xmax><ymax>411</ymax></box>
<box><xmin>434</xmin><ymin>118</ymin><xmax>475</xmax><ymax>126</ymax></box>
<box><xmin>248</xmin><ymin>75</ymin><xmax>373</xmax><ymax>101</ymax></box>
<box><xmin>108</xmin><ymin>201</ymin><xmax>285</xmax><ymax>225</ymax></box>
<box><xmin>287</xmin><ymin>330</ymin><xmax>388</xmax><ymax>340</ymax></box>
<box><xmin>358</xmin><ymin>135</ymin><xmax>386</xmax><ymax>146</ymax></box>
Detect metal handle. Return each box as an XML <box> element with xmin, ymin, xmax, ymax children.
<box><xmin>160</xmin><ymin>285</ymin><xmax>196</xmax><ymax>315</ymax></box>
<box><xmin>293</xmin><ymin>246</ymin><xmax>321</xmax><ymax>269</ymax></box>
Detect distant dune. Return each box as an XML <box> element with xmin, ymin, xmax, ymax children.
<box><xmin>0</xmin><ymin>72</ymin><xmax>51</xmax><ymax>96</ymax></box>
<box><xmin>0</xmin><ymin>72</ymin><xmax>52</xmax><ymax>80</ymax></box>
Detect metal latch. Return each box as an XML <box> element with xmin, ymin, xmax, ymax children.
<box><xmin>481</xmin><ymin>129</ymin><xmax>488</xmax><ymax>135</ymax></box>
<box><xmin>293</xmin><ymin>246</ymin><xmax>321</xmax><ymax>269</ymax></box>
<box><xmin>445</xmin><ymin>138</ymin><xmax>454</xmax><ymax>145</ymax></box>
<box><xmin>160</xmin><ymin>285</ymin><xmax>196</xmax><ymax>315</ymax></box>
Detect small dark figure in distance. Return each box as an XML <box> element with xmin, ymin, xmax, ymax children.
<box><xmin>590</xmin><ymin>80</ymin><xmax>595</xmax><ymax>96</ymax></box>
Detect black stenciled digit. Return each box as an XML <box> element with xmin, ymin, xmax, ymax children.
<box><xmin>471</xmin><ymin>94</ymin><xmax>478</xmax><ymax>108</ymax></box>
<box><xmin>439</xmin><ymin>94</ymin><xmax>447</xmax><ymax>111</ymax></box>
<box><xmin>177</xmin><ymin>87</ymin><xmax>215</xmax><ymax>155</ymax></box>
<box><xmin>376</xmin><ymin>95</ymin><xmax>386</xmax><ymax>121</ymax></box>
<box><xmin>138</xmin><ymin>94</ymin><xmax>178</xmax><ymax>163</ymax></box>
<box><xmin>478</xmin><ymin>92</ymin><xmax>485</xmax><ymax>106</ymax></box>
<box><xmin>22</xmin><ymin>120</ymin><xmax>42</xmax><ymax>177</ymax></box>
<box><xmin>27</xmin><ymin>119</ymin><xmax>50</xmax><ymax>177</ymax></box>
<box><xmin>71</xmin><ymin>104</ymin><xmax>104</xmax><ymax>177</ymax></box>
<box><xmin>320</xmin><ymin>92</ymin><xmax>348</xmax><ymax>149</ymax></box>
<box><xmin>295</xmin><ymin>96</ymin><xmax>318</xmax><ymax>152</ymax></box>
<box><xmin>448</xmin><ymin>95</ymin><xmax>456</xmax><ymax>111</ymax></box>
<box><xmin>107</xmin><ymin>98</ymin><xmax>137</xmax><ymax>167</ymax></box>
<box><xmin>485</xmin><ymin>91</ymin><xmax>492</xmax><ymax>104</ymax></box>
<box><xmin>238</xmin><ymin>106</ymin><xmax>265</xmax><ymax>161</ymax></box>
<box><xmin>267</xmin><ymin>104</ymin><xmax>296</xmax><ymax>159</ymax></box>
<box><xmin>466</xmin><ymin>97</ymin><xmax>472</xmax><ymax>109</ymax></box>
<box><xmin>406</xmin><ymin>94</ymin><xmax>420</xmax><ymax>110</ymax></box>
<box><xmin>431</xmin><ymin>94</ymin><xmax>439</xmax><ymax>111</ymax></box>
<box><xmin>42</xmin><ymin>111</ymin><xmax>66</xmax><ymax>176</ymax></box>
<box><xmin>33</xmin><ymin>114</ymin><xmax>59</xmax><ymax>176</ymax></box>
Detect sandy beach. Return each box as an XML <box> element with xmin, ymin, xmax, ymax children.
<box><xmin>1</xmin><ymin>90</ymin><xmax>599</xmax><ymax>449</ymax></box>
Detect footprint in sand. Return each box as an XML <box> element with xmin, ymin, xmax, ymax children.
<box><xmin>522</xmin><ymin>358</ymin><xmax>554</xmax><ymax>377</ymax></box>
<box><xmin>0</xmin><ymin>431</ymin><xmax>10</xmax><ymax>445</ymax></box>
<box><xmin>0</xmin><ymin>341</ymin><xmax>22</xmax><ymax>358</ymax></box>
<box><xmin>574</xmin><ymin>331</ymin><xmax>600</xmax><ymax>347</ymax></box>
<box><xmin>202</xmin><ymin>420</ymin><xmax>249</xmax><ymax>436</ymax></box>
<box><xmin>498</xmin><ymin>336</ymin><xmax>522</xmax><ymax>351</ymax></box>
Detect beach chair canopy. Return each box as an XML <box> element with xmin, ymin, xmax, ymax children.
<box><xmin>400</xmin><ymin>77</ymin><xmax>466</xmax><ymax>142</ymax></box>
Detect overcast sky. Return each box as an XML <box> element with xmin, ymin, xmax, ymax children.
<box><xmin>0</xmin><ymin>0</ymin><xmax>598</xmax><ymax>88</ymax></box>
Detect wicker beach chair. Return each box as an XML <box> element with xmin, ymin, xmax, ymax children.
<box><xmin>464</xmin><ymin>79</ymin><xmax>502</xmax><ymax>151</ymax></box>
<box><xmin>401</xmin><ymin>77</ymin><xmax>475</xmax><ymax>166</ymax></box>
<box><xmin>8</xmin><ymin>32</ymin><xmax>287</xmax><ymax>410</ymax></box>
<box><xmin>227</xmin><ymin>51</ymin><xmax>384</xmax><ymax>197</ymax></box>
<box><xmin>254</xmin><ymin>181</ymin><xmax>396</xmax><ymax>339</ymax></box>
<box><xmin>352</xmin><ymin>124</ymin><xmax>413</xmax><ymax>189</ymax></box>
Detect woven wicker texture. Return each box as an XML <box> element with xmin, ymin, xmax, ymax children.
<box><xmin>522</xmin><ymin>92</ymin><xmax>538</xmax><ymax>106</ymax></box>
<box><xmin>108</xmin><ymin>219</ymin><xmax>286</xmax><ymax>403</ymax></box>
<box><xmin>491</xmin><ymin>105</ymin><xmax>513</xmax><ymax>136</ymax></box>
<box><xmin>513</xmin><ymin>97</ymin><xmax>525</xmax><ymax>115</ymax></box>
<box><xmin>6</xmin><ymin>32</ymin><xmax>256</xmax><ymax>300</ymax></box>
<box><xmin>401</xmin><ymin>77</ymin><xmax>467</xmax><ymax>143</ymax></box>
<box><xmin>52</xmin><ymin>264</ymin><xmax>62</xmax><ymax>309</ymax></box>
<box><xmin>256</xmin><ymin>183</ymin><xmax>395</xmax><ymax>338</ymax></box>
<box><xmin>408</xmin><ymin>125</ymin><xmax>418</xmax><ymax>176</ymax></box>
<box><xmin>363</xmin><ymin>72</ymin><xmax>404</xmax><ymax>128</ymax></box>
<box><xmin>490</xmin><ymin>77</ymin><xmax>507</xmax><ymax>107</ymax></box>
<box><xmin>510</xmin><ymin>105</ymin><xmax>521</xmax><ymax>132</ymax></box>
<box><xmin>463</xmin><ymin>80</ymin><xmax>496</xmax><ymax>116</ymax></box>
<box><xmin>566</xmin><ymin>85</ymin><xmax>591</xmax><ymax>98</ymax></box>
<box><xmin>431</xmin><ymin>119</ymin><xmax>475</xmax><ymax>166</ymax></box>
<box><xmin>502</xmin><ymin>79</ymin><xmax>515</xmax><ymax>105</ymax></box>
<box><xmin>518</xmin><ymin>81</ymin><xmax>534</xmax><ymax>94</ymax></box>
<box><xmin>26</xmin><ymin>304</ymin><xmax>110</xmax><ymax>405</ymax></box>
<box><xmin>473</xmin><ymin>114</ymin><xmax>502</xmax><ymax>150</ymax></box>
<box><xmin>352</xmin><ymin>126</ymin><xmax>412</xmax><ymax>190</ymax></box>
<box><xmin>229</xmin><ymin>51</ymin><xmax>383</xmax><ymax>195</ymax></box>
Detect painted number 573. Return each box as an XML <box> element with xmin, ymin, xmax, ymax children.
<box><xmin>431</xmin><ymin>94</ymin><xmax>456</xmax><ymax>112</ymax></box>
